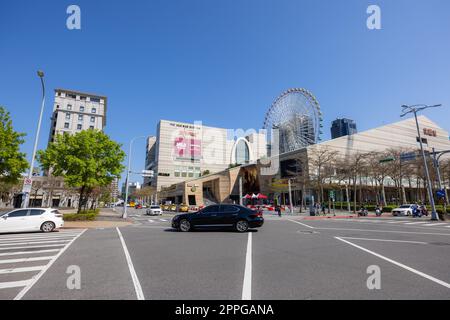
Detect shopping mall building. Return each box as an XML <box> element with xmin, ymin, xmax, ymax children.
<box><xmin>145</xmin><ymin>116</ymin><xmax>450</xmax><ymax>207</ymax></box>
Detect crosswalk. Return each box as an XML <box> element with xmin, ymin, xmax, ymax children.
<box><xmin>0</xmin><ymin>229</ymin><xmax>85</xmax><ymax>299</ymax></box>
<box><xmin>330</xmin><ymin>219</ymin><xmax>450</xmax><ymax>228</ymax></box>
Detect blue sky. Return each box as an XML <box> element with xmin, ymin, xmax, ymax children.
<box><xmin>1</xmin><ymin>0</ymin><xmax>450</xmax><ymax>186</ymax></box>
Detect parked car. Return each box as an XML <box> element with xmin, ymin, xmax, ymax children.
<box><xmin>171</xmin><ymin>204</ymin><xmax>264</xmax><ymax>233</ymax></box>
<box><xmin>392</xmin><ymin>204</ymin><xmax>415</xmax><ymax>216</ymax></box>
<box><xmin>178</xmin><ymin>204</ymin><xmax>189</xmax><ymax>212</ymax></box>
<box><xmin>146</xmin><ymin>205</ymin><xmax>162</xmax><ymax>216</ymax></box>
<box><xmin>169</xmin><ymin>204</ymin><xmax>178</xmax><ymax>212</ymax></box>
<box><xmin>135</xmin><ymin>204</ymin><xmax>143</xmax><ymax>209</ymax></box>
<box><xmin>0</xmin><ymin>208</ymin><xmax>64</xmax><ymax>234</ymax></box>
<box><xmin>161</xmin><ymin>204</ymin><xmax>170</xmax><ymax>211</ymax></box>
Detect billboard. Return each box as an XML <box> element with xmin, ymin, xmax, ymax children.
<box><xmin>173</xmin><ymin>130</ymin><xmax>202</xmax><ymax>161</ymax></box>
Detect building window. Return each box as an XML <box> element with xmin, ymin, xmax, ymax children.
<box><xmin>80</xmin><ymin>96</ymin><xmax>86</xmax><ymax>101</ymax></box>
<box><xmin>64</xmin><ymin>123</ymin><xmax>69</xmax><ymax>129</ymax></box>
<box><xmin>80</xmin><ymin>106</ymin><xmax>85</xmax><ymax>112</ymax></box>
<box><xmin>65</xmin><ymin>113</ymin><xmax>71</xmax><ymax>120</ymax></box>
<box><xmin>194</xmin><ymin>167</ymin><xmax>201</xmax><ymax>178</ymax></box>
<box><xmin>78</xmin><ymin>114</ymin><xmax>83</xmax><ymax>121</ymax></box>
<box><xmin>90</xmin><ymin>116</ymin><xmax>95</xmax><ymax>123</ymax></box>
<box><xmin>56</xmin><ymin>105</ymin><xmax>60</xmax><ymax>109</ymax></box>
<box><xmin>416</xmin><ymin>137</ymin><xmax>428</xmax><ymax>146</ymax></box>
<box><xmin>91</xmin><ymin>97</ymin><xmax>100</xmax><ymax>103</ymax></box>
<box><xmin>67</xmin><ymin>104</ymin><xmax>72</xmax><ymax>110</ymax></box>
<box><xmin>235</xmin><ymin>139</ymin><xmax>250</xmax><ymax>164</ymax></box>
<box><xmin>174</xmin><ymin>167</ymin><xmax>180</xmax><ymax>177</ymax></box>
<box><xmin>92</xmin><ymin>108</ymin><xmax>97</xmax><ymax>114</ymax></box>
<box><xmin>68</xmin><ymin>94</ymin><xmax>76</xmax><ymax>99</ymax></box>
<box><xmin>89</xmin><ymin>125</ymin><xmax>94</xmax><ymax>130</ymax></box>
<box><xmin>188</xmin><ymin>167</ymin><xmax>194</xmax><ymax>178</ymax></box>
<box><xmin>77</xmin><ymin>124</ymin><xmax>82</xmax><ymax>130</ymax></box>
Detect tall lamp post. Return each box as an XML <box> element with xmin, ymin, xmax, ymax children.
<box><xmin>401</xmin><ymin>104</ymin><xmax>442</xmax><ymax>221</ymax></box>
<box><xmin>122</xmin><ymin>136</ymin><xmax>146</xmax><ymax>219</ymax></box>
<box><xmin>22</xmin><ymin>71</ymin><xmax>46</xmax><ymax>208</ymax></box>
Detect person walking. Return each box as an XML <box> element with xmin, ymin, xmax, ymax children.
<box><xmin>276</xmin><ymin>205</ymin><xmax>282</xmax><ymax>217</ymax></box>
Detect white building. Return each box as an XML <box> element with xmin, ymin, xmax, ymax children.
<box><xmin>48</xmin><ymin>89</ymin><xmax>107</xmax><ymax>144</ymax></box>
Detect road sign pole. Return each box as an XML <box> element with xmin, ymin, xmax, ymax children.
<box><xmin>413</xmin><ymin>111</ymin><xmax>438</xmax><ymax>220</ymax></box>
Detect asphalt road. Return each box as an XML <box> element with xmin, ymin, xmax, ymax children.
<box><xmin>1</xmin><ymin>207</ymin><xmax>449</xmax><ymax>300</ymax></box>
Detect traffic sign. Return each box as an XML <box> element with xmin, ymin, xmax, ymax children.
<box><xmin>379</xmin><ymin>156</ymin><xmax>395</xmax><ymax>163</ymax></box>
<box><xmin>400</xmin><ymin>152</ymin><xmax>416</xmax><ymax>162</ymax></box>
<box><xmin>22</xmin><ymin>177</ymin><xmax>32</xmax><ymax>193</ymax></box>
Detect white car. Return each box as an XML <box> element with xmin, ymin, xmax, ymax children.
<box><xmin>392</xmin><ymin>204</ymin><xmax>415</xmax><ymax>216</ymax></box>
<box><xmin>146</xmin><ymin>205</ymin><xmax>162</xmax><ymax>216</ymax></box>
<box><xmin>0</xmin><ymin>208</ymin><xmax>64</xmax><ymax>234</ymax></box>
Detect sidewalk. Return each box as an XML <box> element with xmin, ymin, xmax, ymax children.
<box><xmin>62</xmin><ymin>207</ymin><xmax>133</xmax><ymax>229</ymax></box>
<box><xmin>263</xmin><ymin>208</ymin><xmax>391</xmax><ymax>220</ymax></box>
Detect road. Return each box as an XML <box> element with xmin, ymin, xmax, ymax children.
<box><xmin>0</xmin><ymin>207</ymin><xmax>449</xmax><ymax>300</ymax></box>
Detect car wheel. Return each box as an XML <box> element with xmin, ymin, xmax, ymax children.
<box><xmin>41</xmin><ymin>221</ymin><xmax>55</xmax><ymax>233</ymax></box>
<box><xmin>407</xmin><ymin>211</ymin><xmax>411</xmax><ymax>216</ymax></box>
<box><xmin>235</xmin><ymin>220</ymin><xmax>249</xmax><ymax>233</ymax></box>
<box><xmin>179</xmin><ymin>219</ymin><xmax>191</xmax><ymax>232</ymax></box>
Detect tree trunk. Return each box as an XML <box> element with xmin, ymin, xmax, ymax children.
<box><xmin>78</xmin><ymin>186</ymin><xmax>86</xmax><ymax>214</ymax></box>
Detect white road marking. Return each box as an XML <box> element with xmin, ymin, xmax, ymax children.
<box><xmin>339</xmin><ymin>237</ymin><xmax>428</xmax><ymax>245</ymax></box>
<box><xmin>0</xmin><ymin>239</ymin><xmax>71</xmax><ymax>247</ymax></box>
<box><xmin>14</xmin><ymin>229</ymin><xmax>87</xmax><ymax>300</ymax></box>
<box><xmin>116</xmin><ymin>227</ymin><xmax>145</xmax><ymax>300</ymax></box>
<box><xmin>242</xmin><ymin>232</ymin><xmax>252</xmax><ymax>300</ymax></box>
<box><xmin>159</xmin><ymin>219</ymin><xmax>168</xmax><ymax>222</ymax></box>
<box><xmin>0</xmin><ymin>249</ymin><xmax>60</xmax><ymax>257</ymax></box>
<box><xmin>404</xmin><ymin>222</ymin><xmax>429</xmax><ymax>225</ymax></box>
<box><xmin>0</xmin><ymin>244</ymin><xmax>66</xmax><ymax>251</ymax></box>
<box><xmin>0</xmin><ymin>231</ymin><xmax>82</xmax><ymax>239</ymax></box>
<box><xmin>0</xmin><ymin>235</ymin><xmax>77</xmax><ymax>243</ymax></box>
<box><xmin>148</xmin><ymin>219</ymin><xmax>154</xmax><ymax>223</ymax></box>
<box><xmin>315</xmin><ymin>227</ymin><xmax>450</xmax><ymax>236</ymax></box>
<box><xmin>422</xmin><ymin>223</ymin><xmax>448</xmax><ymax>227</ymax></box>
<box><xmin>286</xmin><ymin>219</ymin><xmax>315</xmax><ymax>229</ymax></box>
<box><xmin>0</xmin><ymin>280</ymin><xmax>32</xmax><ymax>289</ymax></box>
<box><xmin>335</xmin><ymin>237</ymin><xmax>450</xmax><ymax>289</ymax></box>
<box><xmin>386</xmin><ymin>221</ymin><xmax>406</xmax><ymax>224</ymax></box>
<box><xmin>0</xmin><ymin>256</ymin><xmax>54</xmax><ymax>264</ymax></box>
<box><xmin>0</xmin><ymin>266</ymin><xmax>45</xmax><ymax>274</ymax></box>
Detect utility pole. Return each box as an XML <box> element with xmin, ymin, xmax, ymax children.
<box><xmin>22</xmin><ymin>71</ymin><xmax>46</xmax><ymax>208</ymax></box>
<box><xmin>401</xmin><ymin>104</ymin><xmax>443</xmax><ymax>221</ymax></box>
<box><xmin>288</xmin><ymin>178</ymin><xmax>293</xmax><ymax>214</ymax></box>
<box><xmin>239</xmin><ymin>177</ymin><xmax>243</xmax><ymax>206</ymax></box>
<box><xmin>122</xmin><ymin>136</ymin><xmax>146</xmax><ymax>219</ymax></box>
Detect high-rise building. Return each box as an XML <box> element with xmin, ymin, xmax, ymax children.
<box><xmin>331</xmin><ymin>118</ymin><xmax>357</xmax><ymax>139</ymax></box>
<box><xmin>48</xmin><ymin>89</ymin><xmax>107</xmax><ymax>144</ymax></box>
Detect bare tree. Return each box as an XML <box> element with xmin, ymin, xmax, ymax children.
<box><xmin>342</xmin><ymin>152</ymin><xmax>367</xmax><ymax>213</ymax></box>
<box><xmin>308</xmin><ymin>146</ymin><xmax>338</xmax><ymax>204</ymax></box>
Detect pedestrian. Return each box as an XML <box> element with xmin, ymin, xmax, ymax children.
<box><xmin>276</xmin><ymin>205</ymin><xmax>282</xmax><ymax>217</ymax></box>
<box><xmin>321</xmin><ymin>202</ymin><xmax>326</xmax><ymax>215</ymax></box>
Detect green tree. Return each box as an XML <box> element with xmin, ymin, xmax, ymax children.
<box><xmin>0</xmin><ymin>106</ymin><xmax>28</xmax><ymax>184</ymax></box>
<box><xmin>37</xmin><ymin>130</ymin><xmax>125</xmax><ymax>213</ymax></box>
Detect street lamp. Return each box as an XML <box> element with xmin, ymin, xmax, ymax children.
<box><xmin>401</xmin><ymin>104</ymin><xmax>442</xmax><ymax>221</ymax></box>
<box><xmin>122</xmin><ymin>136</ymin><xmax>147</xmax><ymax>219</ymax></box>
<box><xmin>22</xmin><ymin>70</ymin><xmax>46</xmax><ymax>208</ymax></box>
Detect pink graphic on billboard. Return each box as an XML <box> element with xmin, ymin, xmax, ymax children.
<box><xmin>174</xmin><ymin>131</ymin><xmax>201</xmax><ymax>160</ymax></box>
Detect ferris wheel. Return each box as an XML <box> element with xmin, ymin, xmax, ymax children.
<box><xmin>263</xmin><ymin>88</ymin><xmax>323</xmax><ymax>154</ymax></box>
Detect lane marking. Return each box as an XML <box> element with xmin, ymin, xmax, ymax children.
<box><xmin>286</xmin><ymin>219</ymin><xmax>315</xmax><ymax>229</ymax></box>
<box><xmin>0</xmin><ymin>235</ymin><xmax>77</xmax><ymax>243</ymax></box>
<box><xmin>422</xmin><ymin>223</ymin><xmax>448</xmax><ymax>227</ymax></box>
<box><xmin>0</xmin><ymin>244</ymin><xmax>66</xmax><ymax>251</ymax></box>
<box><xmin>0</xmin><ymin>280</ymin><xmax>32</xmax><ymax>290</ymax></box>
<box><xmin>159</xmin><ymin>219</ymin><xmax>168</xmax><ymax>222</ymax></box>
<box><xmin>0</xmin><ymin>249</ymin><xmax>60</xmax><ymax>257</ymax></box>
<box><xmin>335</xmin><ymin>237</ymin><xmax>450</xmax><ymax>289</ymax></box>
<box><xmin>242</xmin><ymin>232</ymin><xmax>252</xmax><ymax>300</ymax></box>
<box><xmin>148</xmin><ymin>220</ymin><xmax>154</xmax><ymax>223</ymax></box>
<box><xmin>314</xmin><ymin>227</ymin><xmax>450</xmax><ymax>236</ymax></box>
<box><xmin>0</xmin><ymin>231</ymin><xmax>83</xmax><ymax>239</ymax></box>
<box><xmin>386</xmin><ymin>221</ymin><xmax>406</xmax><ymax>224</ymax></box>
<box><xmin>0</xmin><ymin>239</ymin><xmax>71</xmax><ymax>247</ymax></box>
<box><xmin>0</xmin><ymin>256</ymin><xmax>54</xmax><ymax>264</ymax></box>
<box><xmin>339</xmin><ymin>237</ymin><xmax>428</xmax><ymax>245</ymax></box>
<box><xmin>404</xmin><ymin>222</ymin><xmax>429</xmax><ymax>225</ymax></box>
<box><xmin>116</xmin><ymin>227</ymin><xmax>145</xmax><ymax>300</ymax></box>
<box><xmin>0</xmin><ymin>266</ymin><xmax>45</xmax><ymax>275</ymax></box>
<box><xmin>14</xmin><ymin>229</ymin><xmax>87</xmax><ymax>300</ymax></box>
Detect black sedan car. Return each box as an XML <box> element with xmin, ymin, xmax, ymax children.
<box><xmin>171</xmin><ymin>204</ymin><xmax>264</xmax><ymax>232</ymax></box>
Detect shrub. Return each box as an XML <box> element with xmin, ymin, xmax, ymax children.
<box><xmin>63</xmin><ymin>209</ymin><xmax>99</xmax><ymax>221</ymax></box>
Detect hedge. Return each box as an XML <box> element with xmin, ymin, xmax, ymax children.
<box><xmin>63</xmin><ymin>209</ymin><xmax>100</xmax><ymax>221</ymax></box>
